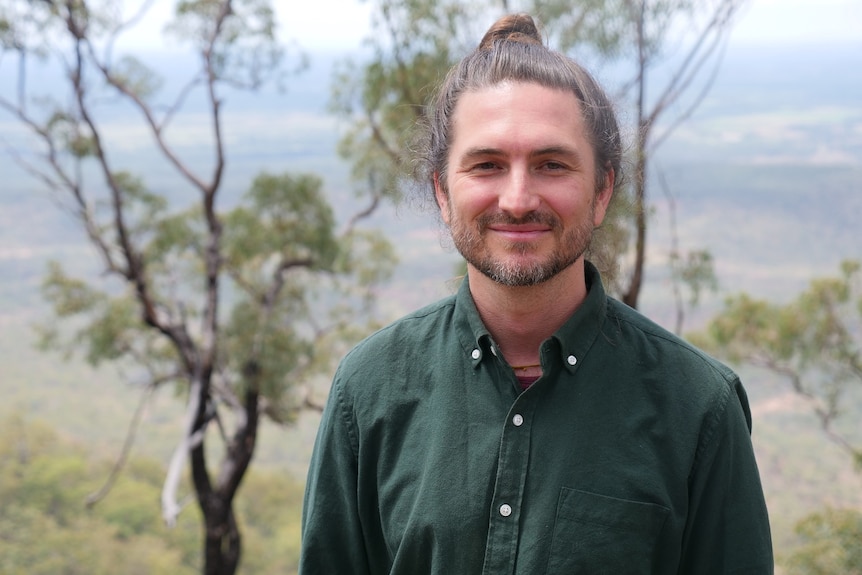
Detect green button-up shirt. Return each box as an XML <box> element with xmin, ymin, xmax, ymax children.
<box><xmin>301</xmin><ymin>263</ymin><xmax>773</xmax><ymax>574</ymax></box>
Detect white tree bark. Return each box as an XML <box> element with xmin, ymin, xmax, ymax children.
<box><xmin>162</xmin><ymin>378</ymin><xmax>204</xmax><ymax>527</ymax></box>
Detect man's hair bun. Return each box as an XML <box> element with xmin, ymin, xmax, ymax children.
<box><xmin>478</xmin><ymin>13</ymin><xmax>543</xmax><ymax>50</ymax></box>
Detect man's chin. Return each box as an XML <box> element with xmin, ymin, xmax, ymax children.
<box><xmin>474</xmin><ymin>260</ymin><xmax>555</xmax><ymax>287</ymax></box>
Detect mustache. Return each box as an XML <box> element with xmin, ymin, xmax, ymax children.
<box><xmin>476</xmin><ymin>211</ymin><xmax>560</xmax><ymax>229</ymax></box>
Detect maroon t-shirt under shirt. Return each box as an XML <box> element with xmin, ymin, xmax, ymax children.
<box><xmin>516</xmin><ymin>375</ymin><xmax>540</xmax><ymax>390</ymax></box>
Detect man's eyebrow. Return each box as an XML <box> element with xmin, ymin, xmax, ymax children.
<box><xmin>458</xmin><ymin>145</ymin><xmax>583</xmax><ymax>160</ymax></box>
<box><xmin>460</xmin><ymin>147</ymin><xmax>504</xmax><ymax>159</ymax></box>
<box><xmin>530</xmin><ymin>145</ymin><xmax>583</xmax><ymax>160</ymax></box>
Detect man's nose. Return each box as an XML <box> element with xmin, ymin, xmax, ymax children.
<box><xmin>497</xmin><ymin>169</ymin><xmax>540</xmax><ymax>217</ymax></box>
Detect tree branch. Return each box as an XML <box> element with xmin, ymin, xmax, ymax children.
<box><xmin>650</xmin><ymin>34</ymin><xmax>728</xmax><ymax>150</ymax></box>
<box><xmin>753</xmin><ymin>355</ymin><xmax>860</xmax><ymax>461</ymax></box>
<box><xmin>69</xmin><ymin>31</ymin><xmax>198</xmax><ymax>371</ymax></box>
<box><xmin>343</xmin><ymin>192</ymin><xmax>382</xmax><ymax>236</ymax></box>
<box><xmin>658</xmin><ymin>167</ymin><xmax>685</xmax><ymax>335</ymax></box>
<box><xmin>0</xmin><ymin>99</ymin><xmax>122</xmax><ymax>273</ymax></box>
<box><xmin>646</xmin><ymin>1</ymin><xmax>740</xmax><ymax>130</ymax></box>
<box><xmin>85</xmin><ymin>372</ymin><xmax>178</xmax><ymax>508</ymax></box>
<box><xmin>366</xmin><ymin>107</ymin><xmax>402</xmax><ymax>167</ymax></box>
<box><xmin>88</xmin><ymin>48</ymin><xmax>212</xmax><ymax>194</ymax></box>
<box><xmin>103</xmin><ymin>0</ymin><xmax>157</xmax><ymax>66</ymax></box>
<box><xmin>157</xmin><ymin>73</ymin><xmax>207</xmax><ymax>133</ymax></box>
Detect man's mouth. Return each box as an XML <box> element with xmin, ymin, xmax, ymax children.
<box><xmin>481</xmin><ymin>213</ymin><xmax>557</xmax><ymax>241</ymax></box>
<box><xmin>487</xmin><ymin>224</ymin><xmax>550</xmax><ymax>242</ymax></box>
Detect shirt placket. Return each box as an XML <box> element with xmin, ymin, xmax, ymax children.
<box><xmin>480</xmin><ymin>386</ymin><xmax>538</xmax><ymax>575</ymax></box>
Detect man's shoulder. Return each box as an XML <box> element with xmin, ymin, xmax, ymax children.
<box><xmin>339</xmin><ymin>294</ymin><xmax>459</xmax><ymax>368</ymax></box>
<box><xmin>603</xmin><ymin>296</ymin><xmax>737</xmax><ymax>383</ymax></box>
<box><xmin>601</xmin><ymin>297</ymin><xmax>751</xmax><ymax>429</ymax></box>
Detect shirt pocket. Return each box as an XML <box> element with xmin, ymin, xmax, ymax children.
<box><xmin>545</xmin><ymin>487</ymin><xmax>669</xmax><ymax>575</ymax></box>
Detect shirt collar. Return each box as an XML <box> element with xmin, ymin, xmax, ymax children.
<box><xmin>552</xmin><ymin>261</ymin><xmax>608</xmax><ymax>374</ymax></box>
<box><xmin>453</xmin><ymin>261</ymin><xmax>608</xmax><ymax>372</ymax></box>
<box><xmin>453</xmin><ymin>276</ymin><xmax>493</xmax><ymax>368</ymax></box>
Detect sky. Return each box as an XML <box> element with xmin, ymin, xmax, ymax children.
<box><xmin>117</xmin><ymin>0</ymin><xmax>862</xmax><ymax>53</ymax></box>
<box><xmin>729</xmin><ymin>0</ymin><xmax>861</xmax><ymax>46</ymax></box>
<box><xmin>280</xmin><ymin>0</ymin><xmax>862</xmax><ymax>49</ymax></box>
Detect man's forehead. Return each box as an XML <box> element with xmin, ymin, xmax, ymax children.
<box><xmin>447</xmin><ymin>85</ymin><xmax>590</xmax><ymax>160</ymax></box>
<box><xmin>450</xmin><ymin>82</ymin><xmax>586</xmax><ymax>133</ymax></box>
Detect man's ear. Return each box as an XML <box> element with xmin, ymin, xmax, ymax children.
<box><xmin>593</xmin><ymin>167</ymin><xmax>615</xmax><ymax>227</ymax></box>
<box><xmin>434</xmin><ymin>172</ymin><xmax>451</xmax><ymax>224</ymax></box>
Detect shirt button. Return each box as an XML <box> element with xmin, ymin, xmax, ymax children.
<box><xmin>512</xmin><ymin>414</ymin><xmax>524</xmax><ymax>427</ymax></box>
<box><xmin>471</xmin><ymin>349</ymin><xmax>481</xmax><ymax>360</ymax></box>
<box><xmin>499</xmin><ymin>504</ymin><xmax>512</xmax><ymax>517</ymax></box>
<box><xmin>567</xmin><ymin>355</ymin><xmax>577</xmax><ymax>366</ymax></box>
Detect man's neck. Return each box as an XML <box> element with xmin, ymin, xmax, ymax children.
<box><xmin>467</xmin><ymin>260</ymin><xmax>589</xmax><ymax>368</ymax></box>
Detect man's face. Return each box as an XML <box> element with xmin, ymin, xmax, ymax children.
<box><xmin>435</xmin><ymin>81</ymin><xmax>613</xmax><ymax>287</ymax></box>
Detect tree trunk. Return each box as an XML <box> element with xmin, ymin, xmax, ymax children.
<box><xmin>622</xmin><ymin>0</ymin><xmax>649</xmax><ymax>311</ymax></box>
<box><xmin>203</xmin><ymin>499</ymin><xmax>242</xmax><ymax>575</ymax></box>
<box><xmin>192</xmin><ymin>382</ymin><xmax>260</xmax><ymax>575</ymax></box>
<box><xmin>622</xmin><ymin>139</ymin><xmax>648</xmax><ymax>310</ymax></box>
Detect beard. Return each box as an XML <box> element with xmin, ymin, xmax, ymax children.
<box><xmin>447</xmin><ymin>202</ymin><xmax>596</xmax><ymax>287</ymax></box>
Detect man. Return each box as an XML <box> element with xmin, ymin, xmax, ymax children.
<box><xmin>301</xmin><ymin>13</ymin><xmax>773</xmax><ymax>575</ymax></box>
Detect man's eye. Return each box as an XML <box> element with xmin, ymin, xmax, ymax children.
<box><xmin>473</xmin><ymin>162</ymin><xmax>498</xmax><ymax>171</ymax></box>
<box><xmin>543</xmin><ymin>161</ymin><xmax>565</xmax><ymax>170</ymax></box>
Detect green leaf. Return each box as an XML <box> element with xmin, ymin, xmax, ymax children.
<box><xmin>112</xmin><ymin>56</ymin><xmax>164</xmax><ymax>100</ymax></box>
<box><xmin>41</xmin><ymin>261</ymin><xmax>102</xmax><ymax>317</ymax></box>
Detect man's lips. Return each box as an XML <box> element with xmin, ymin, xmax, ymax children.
<box><xmin>486</xmin><ymin>224</ymin><xmax>551</xmax><ymax>240</ymax></box>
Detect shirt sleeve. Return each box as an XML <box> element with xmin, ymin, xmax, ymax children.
<box><xmin>300</xmin><ymin>374</ymin><xmax>371</xmax><ymax>575</ymax></box>
<box><xmin>678</xmin><ymin>378</ymin><xmax>774</xmax><ymax>574</ymax></box>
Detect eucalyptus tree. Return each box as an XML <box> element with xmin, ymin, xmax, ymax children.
<box><xmin>329</xmin><ymin>0</ymin><xmax>488</xmax><ymax>207</ymax></box>
<box><xmin>0</xmin><ymin>1</ymin><xmax>393</xmax><ymax>574</ymax></box>
<box><xmin>334</xmin><ymin>0</ymin><xmax>744</xmax><ymax>307</ymax></box>
<box><xmin>693</xmin><ymin>260</ymin><xmax>862</xmax><ymax>468</ymax></box>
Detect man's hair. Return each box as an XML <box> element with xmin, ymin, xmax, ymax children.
<box><xmin>416</xmin><ymin>13</ymin><xmax>622</xmax><ymax>199</ymax></box>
